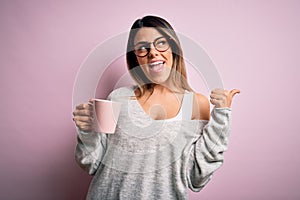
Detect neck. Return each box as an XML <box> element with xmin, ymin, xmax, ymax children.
<box><xmin>154</xmin><ymin>77</ymin><xmax>183</xmax><ymax>93</ymax></box>
<box><xmin>153</xmin><ymin>82</ymin><xmax>184</xmax><ymax>94</ymax></box>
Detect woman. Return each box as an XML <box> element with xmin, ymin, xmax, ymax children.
<box><xmin>73</xmin><ymin>15</ymin><xmax>239</xmax><ymax>200</ymax></box>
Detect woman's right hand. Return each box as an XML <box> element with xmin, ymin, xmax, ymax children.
<box><xmin>72</xmin><ymin>99</ymin><xmax>95</xmax><ymax>132</ymax></box>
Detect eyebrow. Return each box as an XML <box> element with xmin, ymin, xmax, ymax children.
<box><xmin>134</xmin><ymin>36</ymin><xmax>165</xmax><ymax>46</ymax></box>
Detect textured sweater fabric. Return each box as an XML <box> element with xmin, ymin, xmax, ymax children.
<box><xmin>75</xmin><ymin>87</ymin><xmax>232</xmax><ymax>200</ymax></box>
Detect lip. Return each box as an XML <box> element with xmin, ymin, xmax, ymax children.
<box><xmin>148</xmin><ymin>61</ymin><xmax>164</xmax><ymax>73</ymax></box>
<box><xmin>148</xmin><ymin>60</ymin><xmax>165</xmax><ymax>68</ymax></box>
<box><xmin>149</xmin><ymin>59</ymin><xmax>164</xmax><ymax>64</ymax></box>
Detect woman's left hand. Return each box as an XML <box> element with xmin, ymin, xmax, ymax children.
<box><xmin>210</xmin><ymin>89</ymin><xmax>240</xmax><ymax>108</ymax></box>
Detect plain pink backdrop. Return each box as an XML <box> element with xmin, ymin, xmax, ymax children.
<box><xmin>1</xmin><ymin>0</ymin><xmax>299</xmax><ymax>199</ymax></box>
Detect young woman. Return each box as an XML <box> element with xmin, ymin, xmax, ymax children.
<box><xmin>73</xmin><ymin>15</ymin><xmax>240</xmax><ymax>200</ymax></box>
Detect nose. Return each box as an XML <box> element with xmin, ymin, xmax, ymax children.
<box><xmin>148</xmin><ymin>43</ymin><xmax>159</xmax><ymax>57</ymax></box>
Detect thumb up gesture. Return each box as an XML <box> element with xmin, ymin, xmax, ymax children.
<box><xmin>210</xmin><ymin>89</ymin><xmax>240</xmax><ymax>108</ymax></box>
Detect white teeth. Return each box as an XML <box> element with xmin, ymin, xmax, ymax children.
<box><xmin>149</xmin><ymin>61</ymin><xmax>164</xmax><ymax>67</ymax></box>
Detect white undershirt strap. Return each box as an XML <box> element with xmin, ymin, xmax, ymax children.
<box><xmin>181</xmin><ymin>91</ymin><xmax>194</xmax><ymax>120</ymax></box>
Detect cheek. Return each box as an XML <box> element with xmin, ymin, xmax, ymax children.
<box><xmin>136</xmin><ymin>58</ymin><xmax>149</xmax><ymax>74</ymax></box>
<box><xmin>166</xmin><ymin>52</ymin><xmax>173</xmax><ymax>67</ymax></box>
<box><xmin>136</xmin><ymin>57</ymin><xmax>147</xmax><ymax>66</ymax></box>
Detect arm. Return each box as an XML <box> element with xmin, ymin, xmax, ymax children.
<box><xmin>73</xmin><ymin>91</ymin><xmax>117</xmax><ymax>175</ymax></box>
<box><xmin>187</xmin><ymin>88</ymin><xmax>239</xmax><ymax>191</ymax></box>
<box><xmin>75</xmin><ymin>129</ymin><xmax>108</xmax><ymax>175</ymax></box>
<box><xmin>187</xmin><ymin>107</ymin><xmax>231</xmax><ymax>191</ymax></box>
<box><xmin>73</xmin><ymin>87</ymin><xmax>131</xmax><ymax>175</ymax></box>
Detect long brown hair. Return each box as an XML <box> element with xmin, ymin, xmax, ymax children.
<box><xmin>126</xmin><ymin>15</ymin><xmax>193</xmax><ymax>97</ymax></box>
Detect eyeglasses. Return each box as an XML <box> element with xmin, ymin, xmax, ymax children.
<box><xmin>134</xmin><ymin>36</ymin><xmax>171</xmax><ymax>57</ymax></box>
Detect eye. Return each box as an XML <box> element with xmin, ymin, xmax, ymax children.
<box><xmin>155</xmin><ymin>39</ymin><xmax>168</xmax><ymax>47</ymax></box>
<box><xmin>159</xmin><ymin>40</ymin><xmax>166</xmax><ymax>45</ymax></box>
<box><xmin>138</xmin><ymin>45</ymin><xmax>147</xmax><ymax>50</ymax></box>
<box><xmin>135</xmin><ymin>43</ymin><xmax>148</xmax><ymax>51</ymax></box>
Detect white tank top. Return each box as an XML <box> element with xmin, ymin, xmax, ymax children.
<box><xmin>164</xmin><ymin>90</ymin><xmax>194</xmax><ymax>121</ymax></box>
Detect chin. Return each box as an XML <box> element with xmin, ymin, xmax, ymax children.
<box><xmin>148</xmin><ymin>74</ymin><xmax>171</xmax><ymax>85</ymax></box>
<box><xmin>150</xmin><ymin>68</ymin><xmax>172</xmax><ymax>82</ymax></box>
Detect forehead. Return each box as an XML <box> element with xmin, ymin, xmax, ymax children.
<box><xmin>134</xmin><ymin>27</ymin><xmax>163</xmax><ymax>43</ymax></box>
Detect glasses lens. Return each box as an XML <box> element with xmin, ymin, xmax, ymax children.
<box><xmin>134</xmin><ymin>43</ymin><xmax>148</xmax><ymax>57</ymax></box>
<box><xmin>134</xmin><ymin>37</ymin><xmax>170</xmax><ymax>57</ymax></box>
<box><xmin>154</xmin><ymin>38</ymin><xmax>169</xmax><ymax>52</ymax></box>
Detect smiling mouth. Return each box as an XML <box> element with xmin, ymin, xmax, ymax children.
<box><xmin>148</xmin><ymin>61</ymin><xmax>165</xmax><ymax>73</ymax></box>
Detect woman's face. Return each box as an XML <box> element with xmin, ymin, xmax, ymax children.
<box><xmin>134</xmin><ymin>27</ymin><xmax>173</xmax><ymax>85</ymax></box>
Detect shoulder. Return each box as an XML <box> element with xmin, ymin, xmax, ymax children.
<box><xmin>107</xmin><ymin>86</ymin><xmax>135</xmax><ymax>100</ymax></box>
<box><xmin>192</xmin><ymin>92</ymin><xmax>210</xmax><ymax>120</ymax></box>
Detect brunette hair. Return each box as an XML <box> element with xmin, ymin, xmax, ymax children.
<box><xmin>126</xmin><ymin>15</ymin><xmax>193</xmax><ymax>97</ymax></box>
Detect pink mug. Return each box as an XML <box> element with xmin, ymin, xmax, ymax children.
<box><xmin>93</xmin><ymin>99</ymin><xmax>121</xmax><ymax>134</ymax></box>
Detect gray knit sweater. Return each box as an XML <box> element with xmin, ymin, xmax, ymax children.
<box><xmin>75</xmin><ymin>87</ymin><xmax>232</xmax><ymax>200</ymax></box>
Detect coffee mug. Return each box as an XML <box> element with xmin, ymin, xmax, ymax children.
<box><xmin>93</xmin><ymin>99</ymin><xmax>121</xmax><ymax>134</ymax></box>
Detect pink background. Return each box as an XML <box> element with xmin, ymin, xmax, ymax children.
<box><xmin>1</xmin><ymin>0</ymin><xmax>299</xmax><ymax>199</ymax></box>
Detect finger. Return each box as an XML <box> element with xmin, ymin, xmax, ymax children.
<box><xmin>229</xmin><ymin>89</ymin><xmax>241</xmax><ymax>99</ymax></box>
<box><xmin>73</xmin><ymin>116</ymin><xmax>94</xmax><ymax>123</ymax></box>
<box><xmin>89</xmin><ymin>98</ymin><xmax>94</xmax><ymax>103</ymax></box>
<box><xmin>73</xmin><ymin>109</ymin><xmax>93</xmax><ymax>117</ymax></box>
<box><xmin>210</xmin><ymin>98</ymin><xmax>221</xmax><ymax>107</ymax></box>
<box><xmin>76</xmin><ymin>104</ymin><xmax>84</xmax><ymax>110</ymax></box>
<box><xmin>74</xmin><ymin>109</ymin><xmax>94</xmax><ymax>117</ymax></box>
<box><xmin>212</xmin><ymin>89</ymin><xmax>229</xmax><ymax>96</ymax></box>
<box><xmin>74</xmin><ymin>121</ymin><xmax>94</xmax><ymax>131</ymax></box>
<box><xmin>211</xmin><ymin>88</ymin><xmax>224</xmax><ymax>94</ymax></box>
<box><xmin>77</xmin><ymin>121</ymin><xmax>93</xmax><ymax>127</ymax></box>
<box><xmin>78</xmin><ymin>124</ymin><xmax>94</xmax><ymax>132</ymax></box>
<box><xmin>210</xmin><ymin>93</ymin><xmax>226</xmax><ymax>100</ymax></box>
<box><xmin>76</xmin><ymin>103</ymin><xmax>91</xmax><ymax>110</ymax></box>
<box><xmin>76</xmin><ymin>103</ymin><xmax>93</xmax><ymax>110</ymax></box>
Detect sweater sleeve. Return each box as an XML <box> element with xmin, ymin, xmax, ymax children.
<box><xmin>187</xmin><ymin>107</ymin><xmax>232</xmax><ymax>192</ymax></box>
<box><xmin>74</xmin><ymin>89</ymin><xmax>121</xmax><ymax>175</ymax></box>
<box><xmin>75</xmin><ymin>129</ymin><xmax>108</xmax><ymax>175</ymax></box>
<box><xmin>74</xmin><ymin>87</ymin><xmax>132</xmax><ymax>175</ymax></box>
